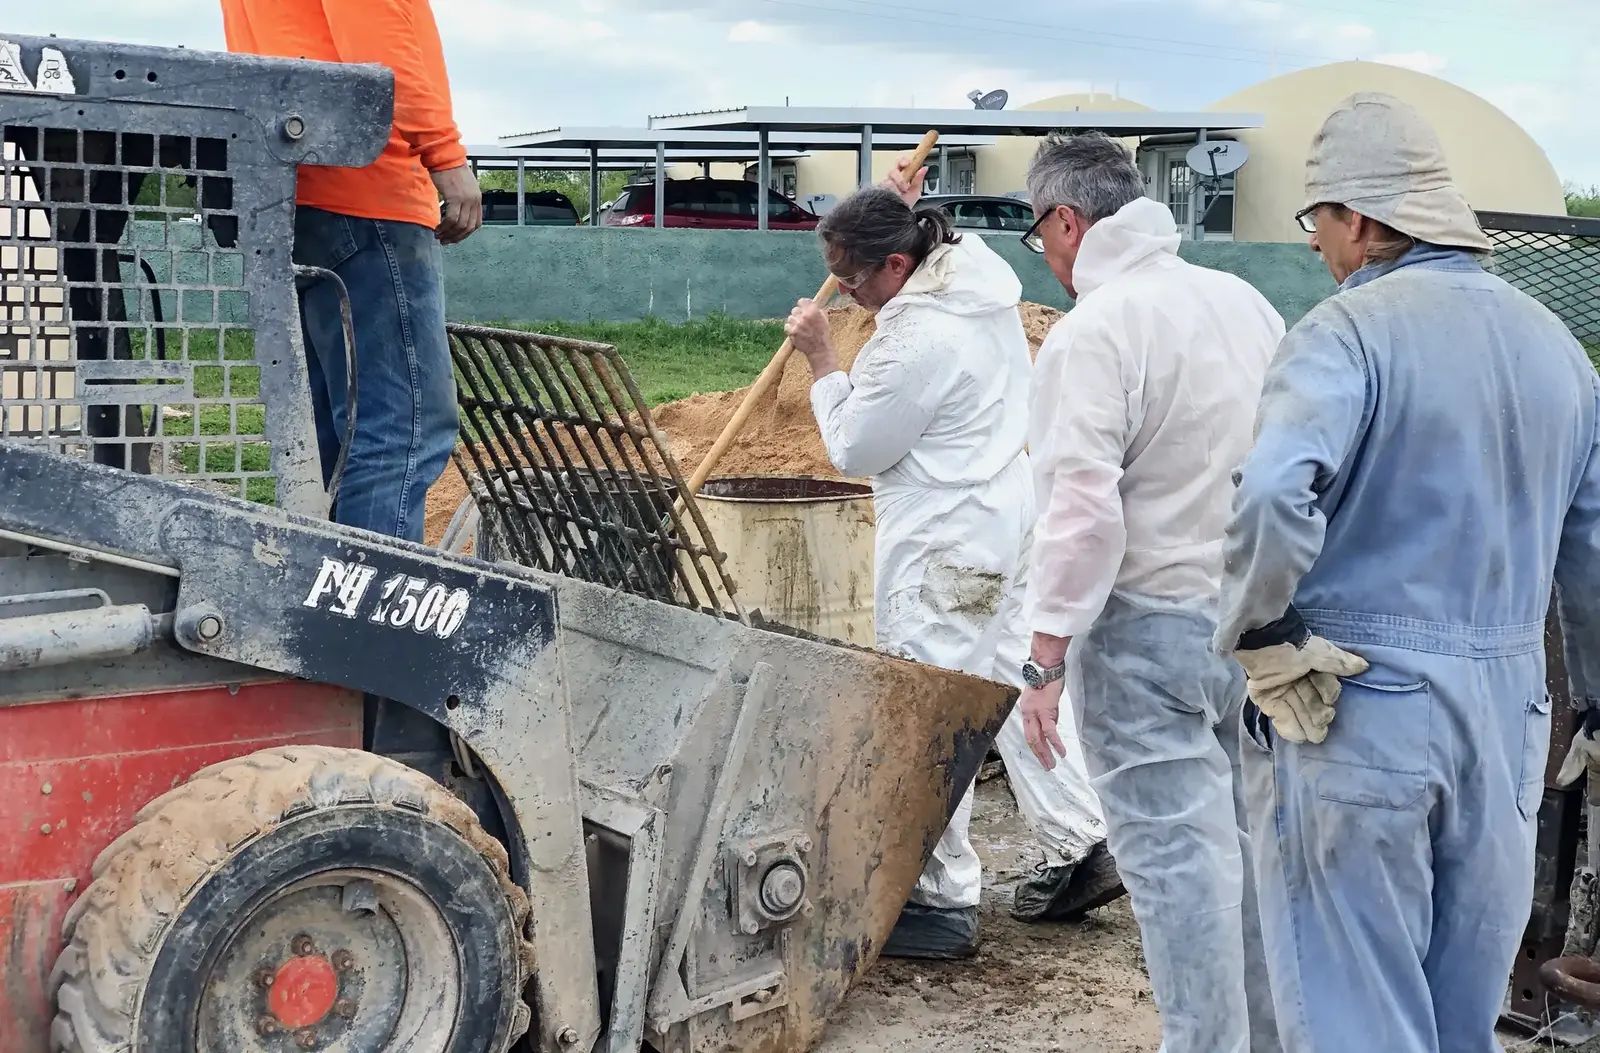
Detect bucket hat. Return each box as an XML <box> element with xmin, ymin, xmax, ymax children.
<box><xmin>1304</xmin><ymin>92</ymin><xmax>1491</xmax><ymax>252</ymax></box>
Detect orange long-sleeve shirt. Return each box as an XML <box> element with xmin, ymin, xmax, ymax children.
<box><xmin>220</xmin><ymin>0</ymin><xmax>468</xmax><ymax>229</ymax></box>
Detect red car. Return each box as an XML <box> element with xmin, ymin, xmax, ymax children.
<box><xmin>603</xmin><ymin>178</ymin><xmax>820</xmax><ymax>230</ymax></box>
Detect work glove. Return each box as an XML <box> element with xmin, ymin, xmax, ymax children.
<box><xmin>1557</xmin><ymin>708</ymin><xmax>1600</xmax><ymax>804</ymax></box>
<box><xmin>1234</xmin><ymin>636</ymin><xmax>1369</xmax><ymax>745</ymax></box>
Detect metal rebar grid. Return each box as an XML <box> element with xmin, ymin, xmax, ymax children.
<box><xmin>447</xmin><ymin>323</ymin><xmax>742</xmax><ymax>620</ymax></box>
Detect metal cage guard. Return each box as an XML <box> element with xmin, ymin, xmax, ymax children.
<box><xmin>0</xmin><ymin>33</ymin><xmax>392</xmax><ymax>516</ymax></box>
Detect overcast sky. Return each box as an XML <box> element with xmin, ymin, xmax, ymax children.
<box><xmin>14</xmin><ymin>0</ymin><xmax>1599</xmax><ymax>185</ymax></box>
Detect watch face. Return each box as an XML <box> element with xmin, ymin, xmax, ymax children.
<box><xmin>1022</xmin><ymin>661</ymin><xmax>1042</xmax><ymax>689</ymax></box>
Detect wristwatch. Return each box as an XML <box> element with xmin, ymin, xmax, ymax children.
<box><xmin>1021</xmin><ymin>657</ymin><xmax>1066</xmax><ymax>689</ymax></box>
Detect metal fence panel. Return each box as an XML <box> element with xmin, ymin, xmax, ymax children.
<box><xmin>1480</xmin><ymin>210</ymin><xmax>1600</xmax><ymax>358</ymax></box>
<box><xmin>1481</xmin><ymin>209</ymin><xmax>1600</xmax><ymax>1040</ymax></box>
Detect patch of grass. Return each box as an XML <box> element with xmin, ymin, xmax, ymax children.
<box><xmin>127</xmin><ymin>315</ymin><xmax>777</xmax><ymax>504</ymax></box>
<box><xmin>497</xmin><ymin>314</ymin><xmax>786</xmax><ymax>406</ymax></box>
<box><xmin>137</xmin><ymin>326</ymin><xmax>270</xmax><ymax>486</ymax></box>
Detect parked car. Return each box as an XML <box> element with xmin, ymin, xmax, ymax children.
<box><xmin>481</xmin><ymin>188</ymin><xmax>580</xmax><ymax>226</ymax></box>
<box><xmin>602</xmin><ymin>179</ymin><xmax>819</xmax><ymax>230</ymax></box>
<box><xmin>920</xmin><ymin>194</ymin><xmax>1035</xmax><ymax>233</ymax></box>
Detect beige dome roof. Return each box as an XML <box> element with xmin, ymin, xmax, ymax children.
<box><xmin>1207</xmin><ymin>61</ymin><xmax>1563</xmax><ymax>241</ymax></box>
<box><xmin>1020</xmin><ymin>92</ymin><xmax>1153</xmax><ymax>113</ymax></box>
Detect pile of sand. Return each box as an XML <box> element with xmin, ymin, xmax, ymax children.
<box><xmin>422</xmin><ymin>301</ymin><xmax>1065</xmax><ymax>545</ymax></box>
<box><xmin>650</xmin><ymin>301</ymin><xmax>1063</xmax><ymax>481</ymax></box>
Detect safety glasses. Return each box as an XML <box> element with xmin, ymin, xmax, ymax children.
<box><xmin>832</xmin><ymin>263</ymin><xmax>881</xmax><ymax>291</ymax></box>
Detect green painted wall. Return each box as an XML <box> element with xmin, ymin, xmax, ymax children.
<box><xmin>444</xmin><ymin>227</ymin><xmax>1338</xmax><ymax>326</ymax></box>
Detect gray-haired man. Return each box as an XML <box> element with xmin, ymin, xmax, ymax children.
<box><xmin>1014</xmin><ymin>131</ymin><xmax>1283</xmax><ymax>1052</ymax></box>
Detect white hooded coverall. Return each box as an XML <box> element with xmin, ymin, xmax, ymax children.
<box><xmin>1026</xmin><ymin>197</ymin><xmax>1284</xmax><ymax>1052</ymax></box>
<box><xmin>810</xmin><ymin>232</ymin><xmax>1106</xmax><ymax>910</ymax></box>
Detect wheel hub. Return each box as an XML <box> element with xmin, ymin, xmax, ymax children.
<box><xmin>199</xmin><ymin>872</ymin><xmax>458</xmax><ymax>1052</ymax></box>
<box><xmin>267</xmin><ymin>952</ymin><xmax>341</xmax><ymax>1030</ymax></box>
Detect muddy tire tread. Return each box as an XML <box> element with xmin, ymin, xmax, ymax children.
<box><xmin>48</xmin><ymin>745</ymin><xmax>534</xmax><ymax>1053</ymax></box>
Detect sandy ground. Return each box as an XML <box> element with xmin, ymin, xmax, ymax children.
<box><xmin>814</xmin><ymin>772</ymin><xmax>1548</xmax><ymax>1053</ymax></box>
<box><xmin>815</xmin><ymin>774</ymin><xmax>1163</xmax><ymax>1053</ymax></box>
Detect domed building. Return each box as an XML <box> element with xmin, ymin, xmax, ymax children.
<box><xmin>1207</xmin><ymin>61</ymin><xmax>1564</xmax><ymax>243</ymax></box>
<box><xmin>775</xmin><ymin>63</ymin><xmax>1564</xmax><ymax>243</ymax></box>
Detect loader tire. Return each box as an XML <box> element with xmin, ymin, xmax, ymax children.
<box><xmin>48</xmin><ymin>745</ymin><xmax>536</xmax><ymax>1053</ymax></box>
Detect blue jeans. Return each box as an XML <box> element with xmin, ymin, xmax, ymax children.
<box><xmin>292</xmin><ymin>206</ymin><xmax>458</xmax><ymax>543</ymax></box>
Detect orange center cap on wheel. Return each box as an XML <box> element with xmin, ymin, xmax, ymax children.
<box><xmin>268</xmin><ymin>955</ymin><xmax>340</xmax><ymax>1028</ymax></box>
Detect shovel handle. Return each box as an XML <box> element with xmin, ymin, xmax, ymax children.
<box><xmin>681</xmin><ymin>129</ymin><xmax>941</xmax><ymax>497</ymax></box>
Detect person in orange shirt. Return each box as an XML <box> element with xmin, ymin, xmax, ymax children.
<box><xmin>220</xmin><ymin>0</ymin><xmax>481</xmax><ymax>541</ymax></box>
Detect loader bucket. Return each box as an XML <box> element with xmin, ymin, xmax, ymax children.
<box><xmin>530</xmin><ymin>569</ymin><xmax>1015</xmax><ymax>1053</ymax></box>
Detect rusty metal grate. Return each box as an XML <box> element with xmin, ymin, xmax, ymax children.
<box><xmin>448</xmin><ymin>323</ymin><xmax>742</xmax><ymax>619</ymax></box>
<box><xmin>1480</xmin><ymin>210</ymin><xmax>1600</xmax><ymax>358</ymax></box>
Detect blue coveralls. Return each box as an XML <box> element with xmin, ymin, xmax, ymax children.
<box><xmin>1215</xmin><ymin>244</ymin><xmax>1600</xmax><ymax>1053</ymax></box>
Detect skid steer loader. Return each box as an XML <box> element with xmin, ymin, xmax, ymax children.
<box><xmin>0</xmin><ymin>34</ymin><xmax>1015</xmax><ymax>1053</ymax></box>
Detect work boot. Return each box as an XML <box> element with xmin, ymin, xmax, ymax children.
<box><xmin>1009</xmin><ymin>841</ymin><xmax>1126</xmax><ymax>923</ymax></box>
<box><xmin>880</xmin><ymin>903</ymin><xmax>980</xmax><ymax>960</ymax></box>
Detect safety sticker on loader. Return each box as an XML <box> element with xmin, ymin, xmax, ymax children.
<box><xmin>0</xmin><ymin>41</ymin><xmax>78</xmax><ymax>94</ymax></box>
<box><xmin>0</xmin><ymin>40</ymin><xmax>34</xmax><ymax>91</ymax></box>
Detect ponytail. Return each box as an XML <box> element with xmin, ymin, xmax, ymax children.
<box><xmin>817</xmin><ymin>186</ymin><xmax>962</xmax><ymax>275</ymax></box>
<box><xmin>912</xmin><ymin>206</ymin><xmax>961</xmax><ymax>257</ymax></box>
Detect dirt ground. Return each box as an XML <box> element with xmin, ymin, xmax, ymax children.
<box><xmin>815</xmin><ymin>775</ymin><xmax>1162</xmax><ymax>1053</ymax></box>
<box><xmin>815</xmin><ymin>774</ymin><xmax>1543</xmax><ymax>1053</ymax></box>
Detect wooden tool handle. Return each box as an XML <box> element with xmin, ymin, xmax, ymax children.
<box><xmin>683</xmin><ymin>129</ymin><xmax>941</xmax><ymax>496</ymax></box>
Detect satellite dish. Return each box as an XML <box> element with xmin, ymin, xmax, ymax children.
<box><xmin>977</xmin><ymin>89</ymin><xmax>1009</xmax><ymax>111</ymax></box>
<box><xmin>1185</xmin><ymin>140</ymin><xmax>1249</xmax><ymax>180</ymax></box>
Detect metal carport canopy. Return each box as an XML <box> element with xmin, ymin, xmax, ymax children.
<box><xmin>465</xmin><ymin>140</ymin><xmax>813</xmax><ymax>228</ymax></box>
<box><xmin>646</xmin><ymin>106</ymin><xmax>1264</xmax><ymax>137</ymax></box>
<box><xmin>497</xmin><ymin>125</ymin><xmax>998</xmax><ymax>151</ymax></box>
<box><xmin>649</xmin><ymin>107</ymin><xmax>1264</xmax><ymax>227</ymax></box>
<box><xmin>495</xmin><ymin>126</ymin><xmax>1002</xmax><ymax>231</ymax></box>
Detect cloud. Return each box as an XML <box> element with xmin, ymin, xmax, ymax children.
<box><xmin>7</xmin><ymin>0</ymin><xmax>1594</xmax><ymax>183</ymax></box>
<box><xmin>1335</xmin><ymin>24</ymin><xmax>1377</xmax><ymax>43</ymax></box>
<box><xmin>1374</xmin><ymin>51</ymin><xmax>1449</xmax><ymax>75</ymax></box>
<box><xmin>1475</xmin><ymin>45</ymin><xmax>1600</xmax><ymax>183</ymax></box>
<box><xmin>727</xmin><ymin>20</ymin><xmax>782</xmax><ymax>44</ymax></box>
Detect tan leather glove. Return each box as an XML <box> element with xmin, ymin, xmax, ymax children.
<box><xmin>1234</xmin><ymin>637</ymin><xmax>1370</xmax><ymax>745</ymax></box>
<box><xmin>1557</xmin><ymin>709</ymin><xmax>1600</xmax><ymax>805</ymax></box>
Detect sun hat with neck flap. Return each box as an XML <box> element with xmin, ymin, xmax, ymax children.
<box><xmin>1304</xmin><ymin>91</ymin><xmax>1492</xmax><ymax>253</ymax></box>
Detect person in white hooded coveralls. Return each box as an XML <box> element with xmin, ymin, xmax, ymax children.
<box><xmin>1015</xmin><ymin>131</ymin><xmax>1285</xmax><ymax>1052</ymax></box>
<box><xmin>782</xmin><ymin>158</ymin><xmax>1120</xmax><ymax>958</ymax></box>
<box><xmin>1216</xmin><ymin>93</ymin><xmax>1600</xmax><ymax>1053</ymax></box>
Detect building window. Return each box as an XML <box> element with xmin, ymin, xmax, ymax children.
<box><xmin>950</xmin><ymin>154</ymin><xmax>976</xmax><ymax>195</ymax></box>
<box><xmin>1166</xmin><ymin>159</ymin><xmax>1193</xmax><ymax>228</ymax></box>
<box><xmin>1140</xmin><ymin>141</ymin><xmax>1237</xmax><ymax>241</ymax></box>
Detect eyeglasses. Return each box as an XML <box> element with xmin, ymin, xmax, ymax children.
<box><xmin>1295</xmin><ymin>203</ymin><xmax>1332</xmax><ymax>234</ymax></box>
<box><xmin>1021</xmin><ymin>205</ymin><xmax>1072</xmax><ymax>254</ymax></box>
<box><xmin>1021</xmin><ymin>209</ymin><xmax>1051</xmax><ymax>254</ymax></box>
